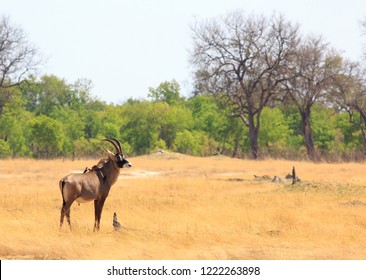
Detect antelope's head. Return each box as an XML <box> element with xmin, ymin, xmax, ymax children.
<box><xmin>103</xmin><ymin>138</ymin><xmax>132</xmax><ymax>168</ymax></box>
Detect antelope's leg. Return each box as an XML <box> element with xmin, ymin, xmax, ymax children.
<box><xmin>93</xmin><ymin>197</ymin><xmax>106</xmax><ymax>231</ymax></box>
<box><xmin>93</xmin><ymin>199</ymin><xmax>99</xmax><ymax>231</ymax></box>
<box><xmin>60</xmin><ymin>204</ymin><xmax>65</xmax><ymax>227</ymax></box>
<box><xmin>96</xmin><ymin>197</ymin><xmax>107</xmax><ymax>228</ymax></box>
<box><xmin>65</xmin><ymin>208</ymin><xmax>71</xmax><ymax>228</ymax></box>
<box><xmin>60</xmin><ymin>201</ymin><xmax>73</xmax><ymax>229</ymax></box>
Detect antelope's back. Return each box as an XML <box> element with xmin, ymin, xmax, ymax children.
<box><xmin>60</xmin><ymin>172</ymin><xmax>102</xmax><ymax>199</ymax></box>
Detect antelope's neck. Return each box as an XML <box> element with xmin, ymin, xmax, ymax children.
<box><xmin>101</xmin><ymin>160</ymin><xmax>120</xmax><ymax>185</ymax></box>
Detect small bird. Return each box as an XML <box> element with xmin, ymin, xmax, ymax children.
<box><xmin>113</xmin><ymin>212</ymin><xmax>121</xmax><ymax>230</ymax></box>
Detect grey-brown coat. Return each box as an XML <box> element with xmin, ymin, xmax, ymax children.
<box><xmin>59</xmin><ymin>138</ymin><xmax>131</xmax><ymax>231</ymax></box>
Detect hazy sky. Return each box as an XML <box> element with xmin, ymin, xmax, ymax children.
<box><xmin>2</xmin><ymin>0</ymin><xmax>366</xmax><ymax>103</ymax></box>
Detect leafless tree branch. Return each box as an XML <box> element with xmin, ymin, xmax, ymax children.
<box><xmin>0</xmin><ymin>16</ymin><xmax>41</xmax><ymax>89</ymax></box>
<box><xmin>190</xmin><ymin>11</ymin><xmax>299</xmax><ymax>158</ymax></box>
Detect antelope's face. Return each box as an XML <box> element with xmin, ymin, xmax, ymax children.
<box><xmin>103</xmin><ymin>138</ymin><xmax>132</xmax><ymax>169</ymax></box>
<box><xmin>115</xmin><ymin>153</ymin><xmax>132</xmax><ymax>168</ymax></box>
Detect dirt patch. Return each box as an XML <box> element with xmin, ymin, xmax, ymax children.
<box><xmin>120</xmin><ymin>170</ymin><xmax>161</xmax><ymax>179</ymax></box>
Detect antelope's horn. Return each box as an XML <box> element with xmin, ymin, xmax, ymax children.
<box><xmin>111</xmin><ymin>138</ymin><xmax>123</xmax><ymax>153</ymax></box>
<box><xmin>102</xmin><ymin>138</ymin><xmax>120</xmax><ymax>154</ymax></box>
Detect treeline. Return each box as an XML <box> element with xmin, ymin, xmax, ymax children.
<box><xmin>2</xmin><ymin>13</ymin><xmax>366</xmax><ymax>161</ymax></box>
<box><xmin>0</xmin><ymin>76</ymin><xmax>363</xmax><ymax>161</ymax></box>
<box><xmin>190</xmin><ymin>12</ymin><xmax>366</xmax><ymax>161</ymax></box>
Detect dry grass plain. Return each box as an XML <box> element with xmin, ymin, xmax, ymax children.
<box><xmin>1</xmin><ymin>152</ymin><xmax>366</xmax><ymax>260</ymax></box>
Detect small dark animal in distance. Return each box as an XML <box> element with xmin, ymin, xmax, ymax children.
<box><xmin>113</xmin><ymin>212</ymin><xmax>122</xmax><ymax>230</ymax></box>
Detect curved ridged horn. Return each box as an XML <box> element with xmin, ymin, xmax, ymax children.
<box><xmin>102</xmin><ymin>138</ymin><xmax>120</xmax><ymax>154</ymax></box>
<box><xmin>111</xmin><ymin>138</ymin><xmax>123</xmax><ymax>153</ymax></box>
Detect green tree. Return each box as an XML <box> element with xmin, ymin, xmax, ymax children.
<box><xmin>32</xmin><ymin>75</ymin><xmax>72</xmax><ymax>115</ymax></box>
<box><xmin>100</xmin><ymin>105</ymin><xmax>124</xmax><ymax>139</ymax></box>
<box><xmin>0</xmin><ymin>88</ymin><xmax>32</xmax><ymax>156</ymax></box>
<box><xmin>258</xmin><ymin>107</ymin><xmax>289</xmax><ymax>156</ymax></box>
<box><xmin>50</xmin><ymin>107</ymin><xmax>85</xmax><ymax>156</ymax></box>
<box><xmin>173</xmin><ymin>130</ymin><xmax>202</xmax><ymax>155</ymax></box>
<box><xmin>120</xmin><ymin>100</ymin><xmax>193</xmax><ymax>154</ymax></box>
<box><xmin>310</xmin><ymin>105</ymin><xmax>336</xmax><ymax>155</ymax></box>
<box><xmin>0</xmin><ymin>139</ymin><xmax>11</xmax><ymax>158</ymax></box>
<box><xmin>84</xmin><ymin>111</ymin><xmax>103</xmax><ymax>140</ymax></box>
<box><xmin>188</xmin><ymin>95</ymin><xmax>226</xmax><ymax>143</ymax></box>
<box><xmin>20</xmin><ymin>75</ymin><xmax>104</xmax><ymax>115</ymax></box>
<box><xmin>120</xmin><ymin>101</ymin><xmax>161</xmax><ymax>154</ymax></box>
<box><xmin>30</xmin><ymin>115</ymin><xmax>65</xmax><ymax>158</ymax></box>
<box><xmin>281</xmin><ymin>106</ymin><xmax>305</xmax><ymax>157</ymax></box>
<box><xmin>188</xmin><ymin>94</ymin><xmax>247</xmax><ymax>156</ymax></box>
<box><xmin>188</xmin><ymin>95</ymin><xmax>223</xmax><ymax>134</ymax></box>
<box><xmin>335</xmin><ymin>112</ymin><xmax>362</xmax><ymax>151</ymax></box>
<box><xmin>148</xmin><ymin>80</ymin><xmax>184</xmax><ymax>105</ymax></box>
<box><xmin>159</xmin><ymin>105</ymin><xmax>193</xmax><ymax>148</ymax></box>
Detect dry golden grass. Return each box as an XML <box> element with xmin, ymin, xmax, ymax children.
<box><xmin>1</xmin><ymin>153</ymin><xmax>366</xmax><ymax>259</ymax></box>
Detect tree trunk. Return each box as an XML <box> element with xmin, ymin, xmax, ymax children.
<box><xmin>360</xmin><ymin>129</ymin><xmax>366</xmax><ymax>156</ymax></box>
<box><xmin>248</xmin><ymin>114</ymin><xmax>259</xmax><ymax>159</ymax></box>
<box><xmin>300</xmin><ymin>109</ymin><xmax>318</xmax><ymax>161</ymax></box>
<box><xmin>357</xmin><ymin>109</ymin><xmax>366</xmax><ymax>155</ymax></box>
<box><xmin>231</xmin><ymin>138</ymin><xmax>239</xmax><ymax>158</ymax></box>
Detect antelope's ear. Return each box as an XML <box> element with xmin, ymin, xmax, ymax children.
<box><xmin>103</xmin><ymin>148</ymin><xmax>115</xmax><ymax>159</ymax></box>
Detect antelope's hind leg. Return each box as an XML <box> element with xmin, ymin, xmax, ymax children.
<box><xmin>60</xmin><ymin>201</ymin><xmax>73</xmax><ymax>230</ymax></box>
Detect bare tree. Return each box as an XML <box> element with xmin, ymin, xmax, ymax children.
<box><xmin>282</xmin><ymin>36</ymin><xmax>342</xmax><ymax>161</ymax></box>
<box><xmin>190</xmin><ymin>11</ymin><xmax>299</xmax><ymax>159</ymax></box>
<box><xmin>361</xmin><ymin>19</ymin><xmax>366</xmax><ymax>60</ymax></box>
<box><xmin>0</xmin><ymin>16</ymin><xmax>41</xmax><ymax>114</ymax></box>
<box><xmin>331</xmin><ymin>61</ymin><xmax>366</xmax><ymax>155</ymax></box>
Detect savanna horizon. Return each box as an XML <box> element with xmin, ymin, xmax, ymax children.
<box><xmin>1</xmin><ymin>153</ymin><xmax>366</xmax><ymax>259</ymax></box>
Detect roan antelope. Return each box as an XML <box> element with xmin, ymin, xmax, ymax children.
<box><xmin>59</xmin><ymin>138</ymin><xmax>132</xmax><ymax>231</ymax></box>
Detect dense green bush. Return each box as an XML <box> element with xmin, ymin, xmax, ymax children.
<box><xmin>0</xmin><ymin>75</ymin><xmax>365</xmax><ymax>161</ymax></box>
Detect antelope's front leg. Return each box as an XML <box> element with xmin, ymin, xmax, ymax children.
<box><xmin>93</xmin><ymin>197</ymin><xmax>107</xmax><ymax>231</ymax></box>
<box><xmin>93</xmin><ymin>199</ymin><xmax>99</xmax><ymax>231</ymax></box>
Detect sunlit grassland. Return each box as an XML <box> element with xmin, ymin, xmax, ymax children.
<box><xmin>1</xmin><ymin>153</ymin><xmax>366</xmax><ymax>259</ymax></box>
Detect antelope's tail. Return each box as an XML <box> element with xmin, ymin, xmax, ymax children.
<box><xmin>59</xmin><ymin>179</ymin><xmax>66</xmax><ymax>207</ymax></box>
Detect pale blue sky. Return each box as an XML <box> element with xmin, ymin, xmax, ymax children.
<box><xmin>2</xmin><ymin>0</ymin><xmax>366</xmax><ymax>103</ymax></box>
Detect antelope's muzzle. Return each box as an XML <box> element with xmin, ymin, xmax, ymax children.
<box><xmin>117</xmin><ymin>158</ymin><xmax>132</xmax><ymax>168</ymax></box>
